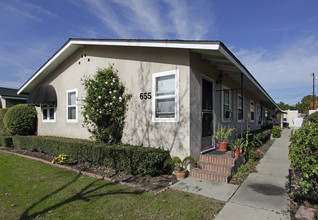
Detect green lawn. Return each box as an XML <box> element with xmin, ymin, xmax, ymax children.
<box><xmin>0</xmin><ymin>152</ymin><xmax>223</xmax><ymax>219</ymax></box>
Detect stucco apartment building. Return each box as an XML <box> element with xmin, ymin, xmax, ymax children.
<box><xmin>18</xmin><ymin>39</ymin><xmax>280</xmax><ymax>160</ymax></box>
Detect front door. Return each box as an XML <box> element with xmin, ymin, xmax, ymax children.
<box><xmin>201</xmin><ymin>78</ymin><xmax>214</xmax><ymax>152</ymax></box>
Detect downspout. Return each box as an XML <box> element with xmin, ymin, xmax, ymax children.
<box><xmin>241</xmin><ymin>73</ymin><xmax>244</xmax><ymax>138</ymax></box>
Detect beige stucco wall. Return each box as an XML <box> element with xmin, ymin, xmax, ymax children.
<box><xmin>37</xmin><ymin>45</ymin><xmax>191</xmax><ymax>158</ymax></box>
<box><xmin>285</xmin><ymin>110</ymin><xmax>299</xmax><ymax>127</ymax></box>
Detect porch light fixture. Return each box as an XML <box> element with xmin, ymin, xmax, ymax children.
<box><xmin>216</xmin><ymin>73</ymin><xmax>223</xmax><ymax>84</ymax></box>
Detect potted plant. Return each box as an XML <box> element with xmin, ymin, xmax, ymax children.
<box><xmin>164</xmin><ymin>156</ymin><xmax>196</xmax><ymax>179</ymax></box>
<box><xmin>215</xmin><ymin>124</ymin><xmax>234</xmax><ymax>152</ymax></box>
<box><xmin>232</xmin><ymin>138</ymin><xmax>243</xmax><ymax>157</ymax></box>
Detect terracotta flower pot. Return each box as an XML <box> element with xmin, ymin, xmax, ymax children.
<box><xmin>175</xmin><ymin>169</ymin><xmax>188</xmax><ymax>179</ymax></box>
<box><xmin>218</xmin><ymin>142</ymin><xmax>228</xmax><ymax>152</ymax></box>
<box><xmin>235</xmin><ymin>150</ymin><xmax>240</xmax><ymax>158</ymax></box>
<box><xmin>239</xmin><ymin>148</ymin><xmax>243</xmax><ymax>154</ymax></box>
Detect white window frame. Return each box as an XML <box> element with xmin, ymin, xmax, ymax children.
<box><xmin>66</xmin><ymin>88</ymin><xmax>78</xmax><ymax>123</ymax></box>
<box><xmin>250</xmin><ymin>100</ymin><xmax>255</xmax><ymax>122</ymax></box>
<box><xmin>152</xmin><ymin>69</ymin><xmax>179</xmax><ymax>122</ymax></box>
<box><xmin>222</xmin><ymin>85</ymin><xmax>231</xmax><ymax>122</ymax></box>
<box><xmin>237</xmin><ymin>93</ymin><xmax>243</xmax><ymax>122</ymax></box>
<box><xmin>41</xmin><ymin>105</ymin><xmax>56</xmax><ymax>123</ymax></box>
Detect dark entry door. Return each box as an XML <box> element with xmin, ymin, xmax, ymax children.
<box><xmin>201</xmin><ymin>78</ymin><xmax>214</xmax><ymax>152</ymax></box>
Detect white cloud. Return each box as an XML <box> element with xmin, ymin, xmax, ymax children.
<box><xmin>235</xmin><ymin>36</ymin><xmax>318</xmax><ymax>91</ymax></box>
<box><xmin>80</xmin><ymin>0</ymin><xmax>214</xmax><ymax>39</ymax></box>
<box><xmin>233</xmin><ymin>36</ymin><xmax>318</xmax><ymax>104</ymax></box>
<box><xmin>1</xmin><ymin>1</ymin><xmax>56</xmax><ymax>23</ymax></box>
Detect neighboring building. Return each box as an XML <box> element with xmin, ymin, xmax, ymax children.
<box><xmin>282</xmin><ymin>110</ymin><xmax>302</xmax><ymax>127</ymax></box>
<box><xmin>309</xmin><ymin>109</ymin><xmax>318</xmax><ymax>115</ymax></box>
<box><xmin>0</xmin><ymin>87</ymin><xmax>28</xmax><ymax>108</ymax></box>
<box><xmin>18</xmin><ymin>39</ymin><xmax>280</xmax><ymax>160</ymax></box>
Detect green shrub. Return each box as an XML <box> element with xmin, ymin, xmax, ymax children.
<box><xmin>272</xmin><ymin>125</ymin><xmax>282</xmax><ymax>138</ymax></box>
<box><xmin>308</xmin><ymin>111</ymin><xmax>318</xmax><ymax>123</ymax></box>
<box><xmin>12</xmin><ymin>136</ymin><xmax>171</xmax><ymax>176</ymax></box>
<box><xmin>254</xmin><ymin>129</ymin><xmax>272</xmax><ymax>144</ymax></box>
<box><xmin>81</xmin><ymin>66</ymin><xmax>131</xmax><ymax>144</ymax></box>
<box><xmin>0</xmin><ymin>109</ymin><xmax>10</xmax><ymax>136</ymax></box>
<box><xmin>0</xmin><ymin>136</ymin><xmax>13</xmax><ymax>147</ymax></box>
<box><xmin>289</xmin><ymin>123</ymin><xmax>318</xmax><ymax>195</ymax></box>
<box><xmin>3</xmin><ymin>104</ymin><xmax>37</xmax><ymax>135</ymax></box>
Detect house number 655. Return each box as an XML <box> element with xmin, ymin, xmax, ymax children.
<box><xmin>140</xmin><ymin>92</ymin><xmax>151</xmax><ymax>100</ymax></box>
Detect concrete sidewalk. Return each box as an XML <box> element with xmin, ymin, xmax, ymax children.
<box><xmin>215</xmin><ymin>129</ymin><xmax>291</xmax><ymax>220</ymax></box>
<box><xmin>171</xmin><ymin>129</ymin><xmax>292</xmax><ymax>220</ymax></box>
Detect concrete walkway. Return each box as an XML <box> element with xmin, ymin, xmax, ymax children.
<box><xmin>217</xmin><ymin>129</ymin><xmax>291</xmax><ymax>219</ymax></box>
<box><xmin>171</xmin><ymin>129</ymin><xmax>292</xmax><ymax>220</ymax></box>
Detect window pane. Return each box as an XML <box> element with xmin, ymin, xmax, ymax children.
<box><xmin>49</xmin><ymin>107</ymin><xmax>54</xmax><ymax>120</ymax></box>
<box><xmin>202</xmin><ymin>112</ymin><xmax>213</xmax><ymax>137</ymax></box>
<box><xmin>202</xmin><ymin>79</ymin><xmax>213</xmax><ymax>111</ymax></box>
<box><xmin>251</xmin><ymin>112</ymin><xmax>255</xmax><ymax>121</ymax></box>
<box><xmin>68</xmin><ymin>107</ymin><xmax>76</xmax><ymax>119</ymax></box>
<box><xmin>156</xmin><ymin>98</ymin><xmax>175</xmax><ymax>118</ymax></box>
<box><xmin>42</xmin><ymin>108</ymin><xmax>47</xmax><ymax>120</ymax></box>
<box><xmin>224</xmin><ymin>104</ymin><xmax>230</xmax><ymax>119</ymax></box>
<box><xmin>238</xmin><ymin>96</ymin><xmax>242</xmax><ymax>108</ymax></box>
<box><xmin>250</xmin><ymin>102</ymin><xmax>254</xmax><ymax>112</ymax></box>
<box><xmin>156</xmin><ymin>75</ymin><xmax>175</xmax><ymax>96</ymax></box>
<box><xmin>238</xmin><ymin>109</ymin><xmax>243</xmax><ymax>120</ymax></box>
<box><xmin>224</xmin><ymin>90</ymin><xmax>229</xmax><ymax>105</ymax></box>
<box><xmin>68</xmin><ymin>92</ymin><xmax>76</xmax><ymax>105</ymax></box>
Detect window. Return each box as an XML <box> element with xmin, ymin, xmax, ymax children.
<box><xmin>257</xmin><ymin>104</ymin><xmax>262</xmax><ymax>124</ymax></box>
<box><xmin>250</xmin><ymin>100</ymin><xmax>255</xmax><ymax>122</ymax></box>
<box><xmin>42</xmin><ymin>106</ymin><xmax>55</xmax><ymax>122</ymax></box>
<box><xmin>152</xmin><ymin>70</ymin><xmax>179</xmax><ymax>122</ymax></box>
<box><xmin>237</xmin><ymin>93</ymin><xmax>243</xmax><ymax>122</ymax></box>
<box><xmin>66</xmin><ymin>89</ymin><xmax>78</xmax><ymax>122</ymax></box>
<box><xmin>222</xmin><ymin>85</ymin><xmax>231</xmax><ymax>121</ymax></box>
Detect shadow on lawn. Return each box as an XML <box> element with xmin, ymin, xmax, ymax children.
<box><xmin>20</xmin><ymin>173</ymin><xmax>143</xmax><ymax>219</ymax></box>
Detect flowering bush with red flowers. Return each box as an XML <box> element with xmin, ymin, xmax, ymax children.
<box><xmin>248</xmin><ymin>147</ymin><xmax>262</xmax><ymax>161</ymax></box>
<box><xmin>230</xmin><ymin>160</ymin><xmax>258</xmax><ymax>184</ymax></box>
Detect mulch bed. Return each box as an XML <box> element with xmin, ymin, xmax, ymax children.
<box><xmin>0</xmin><ymin>147</ymin><xmax>178</xmax><ymax>193</ymax></box>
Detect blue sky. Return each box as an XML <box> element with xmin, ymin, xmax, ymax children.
<box><xmin>1</xmin><ymin>0</ymin><xmax>318</xmax><ymax>105</ymax></box>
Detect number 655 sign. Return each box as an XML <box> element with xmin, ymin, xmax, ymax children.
<box><xmin>140</xmin><ymin>92</ymin><xmax>151</xmax><ymax>100</ymax></box>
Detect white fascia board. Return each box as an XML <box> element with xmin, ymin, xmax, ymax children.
<box><xmin>0</xmin><ymin>96</ymin><xmax>27</xmax><ymax>100</ymax></box>
<box><xmin>18</xmin><ymin>39</ymin><xmax>220</xmax><ymax>95</ymax></box>
<box><xmin>218</xmin><ymin>45</ymin><xmax>277</xmax><ymax>107</ymax></box>
<box><xmin>71</xmin><ymin>39</ymin><xmax>221</xmax><ymax>51</ymax></box>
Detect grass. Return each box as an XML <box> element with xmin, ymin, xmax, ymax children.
<box><xmin>0</xmin><ymin>152</ymin><xmax>223</xmax><ymax>219</ymax></box>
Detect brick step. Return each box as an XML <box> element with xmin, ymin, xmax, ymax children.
<box><xmin>197</xmin><ymin>161</ymin><xmax>232</xmax><ymax>175</ymax></box>
<box><xmin>190</xmin><ymin>168</ymin><xmax>230</xmax><ymax>183</ymax></box>
<box><xmin>199</xmin><ymin>154</ymin><xmax>235</xmax><ymax>166</ymax></box>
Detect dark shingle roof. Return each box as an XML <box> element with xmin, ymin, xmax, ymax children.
<box><xmin>0</xmin><ymin>87</ymin><xmax>28</xmax><ymax>98</ymax></box>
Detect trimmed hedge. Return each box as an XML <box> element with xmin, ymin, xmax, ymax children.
<box><xmin>0</xmin><ymin>136</ymin><xmax>13</xmax><ymax>147</ymax></box>
<box><xmin>0</xmin><ymin>109</ymin><xmax>10</xmax><ymax>136</ymax></box>
<box><xmin>12</xmin><ymin>136</ymin><xmax>171</xmax><ymax>176</ymax></box>
<box><xmin>272</xmin><ymin>125</ymin><xmax>282</xmax><ymax>138</ymax></box>
<box><xmin>4</xmin><ymin>104</ymin><xmax>37</xmax><ymax>135</ymax></box>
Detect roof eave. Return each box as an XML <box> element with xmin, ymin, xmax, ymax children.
<box><xmin>18</xmin><ymin>39</ymin><xmax>221</xmax><ymax>95</ymax></box>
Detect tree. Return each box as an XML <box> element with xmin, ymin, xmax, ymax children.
<box><xmin>277</xmin><ymin>101</ymin><xmax>296</xmax><ymax>111</ymax></box>
<box><xmin>81</xmin><ymin>66</ymin><xmax>131</xmax><ymax>144</ymax></box>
